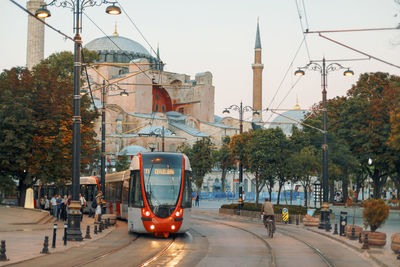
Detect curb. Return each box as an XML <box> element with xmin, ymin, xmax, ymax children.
<box><xmin>1</xmin><ymin>225</ymin><xmax>115</xmax><ymax>267</ymax></box>
<box><xmin>305</xmin><ymin>228</ymin><xmax>389</xmax><ymax>267</ymax></box>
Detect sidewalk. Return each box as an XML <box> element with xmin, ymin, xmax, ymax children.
<box><xmin>193</xmin><ymin>200</ymin><xmax>400</xmax><ymax>267</ymax></box>
<box><xmin>0</xmin><ymin>206</ymin><xmax>114</xmax><ymax>266</ymax></box>
<box><xmin>307</xmin><ymin>227</ymin><xmax>400</xmax><ymax>267</ymax></box>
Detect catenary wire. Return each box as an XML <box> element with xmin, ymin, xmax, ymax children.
<box><xmin>9</xmin><ymin>0</ymin><xmax>74</xmax><ymax>42</ymax></box>
<box><xmin>116</xmin><ymin>0</ymin><xmax>159</xmax><ymax>59</ymax></box>
<box><xmin>295</xmin><ymin>0</ymin><xmax>311</xmax><ymax>61</ymax></box>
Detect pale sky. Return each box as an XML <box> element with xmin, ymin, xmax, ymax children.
<box><xmin>1</xmin><ymin>0</ymin><xmax>399</xmax><ymax>124</ymax></box>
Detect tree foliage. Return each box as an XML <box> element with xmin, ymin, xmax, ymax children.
<box><xmin>0</xmin><ymin>50</ymin><xmax>99</xmax><ymax>204</ymax></box>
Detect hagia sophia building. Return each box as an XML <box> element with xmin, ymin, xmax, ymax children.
<box><xmin>26</xmin><ymin>0</ymin><xmax>306</xmax><ymax>192</ymax></box>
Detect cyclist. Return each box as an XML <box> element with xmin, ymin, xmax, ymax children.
<box><xmin>261</xmin><ymin>197</ymin><xmax>275</xmax><ymax>232</ymax></box>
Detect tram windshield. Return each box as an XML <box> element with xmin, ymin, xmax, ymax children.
<box><xmin>142</xmin><ymin>154</ymin><xmax>183</xmax><ymax>218</ymax></box>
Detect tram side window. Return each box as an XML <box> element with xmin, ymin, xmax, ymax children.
<box><xmin>181</xmin><ymin>171</ymin><xmax>192</xmax><ymax>208</ymax></box>
<box><xmin>129</xmin><ymin>170</ymin><xmax>143</xmax><ymax>207</ymax></box>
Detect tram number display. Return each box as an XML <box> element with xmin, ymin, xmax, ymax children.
<box><xmin>144</xmin><ymin>168</ymin><xmax>175</xmax><ymax>175</ymax></box>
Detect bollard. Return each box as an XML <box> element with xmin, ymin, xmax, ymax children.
<box><xmin>0</xmin><ymin>240</ymin><xmax>8</xmax><ymax>261</ymax></box>
<box><xmin>99</xmin><ymin>222</ymin><xmax>103</xmax><ymax>233</ymax></box>
<box><xmin>94</xmin><ymin>224</ymin><xmax>98</xmax><ymax>235</ymax></box>
<box><xmin>350</xmin><ymin>227</ymin><xmax>356</xmax><ymax>240</ymax></box>
<box><xmin>288</xmin><ymin>216</ymin><xmax>292</xmax><ymax>224</ymax></box>
<box><xmin>333</xmin><ymin>224</ymin><xmax>338</xmax><ymax>235</ymax></box>
<box><xmin>325</xmin><ymin>221</ymin><xmax>331</xmax><ymax>232</ymax></box>
<box><xmin>104</xmin><ymin>219</ymin><xmax>108</xmax><ymax>229</ymax></box>
<box><xmin>359</xmin><ymin>232</ymin><xmax>362</xmax><ymax>243</ymax></box>
<box><xmin>85</xmin><ymin>225</ymin><xmax>92</xmax><ymax>239</ymax></box>
<box><xmin>397</xmin><ymin>250</ymin><xmax>400</xmax><ymax>260</ymax></box>
<box><xmin>362</xmin><ymin>233</ymin><xmax>369</xmax><ymax>249</ymax></box>
<box><xmin>107</xmin><ymin>218</ymin><xmax>111</xmax><ymax>227</ymax></box>
<box><xmin>63</xmin><ymin>223</ymin><xmax>67</xmax><ymax>246</ymax></box>
<box><xmin>296</xmin><ymin>215</ymin><xmax>299</xmax><ymax>225</ymax></box>
<box><xmin>52</xmin><ymin>224</ymin><xmax>57</xmax><ymax>248</ymax></box>
<box><xmin>41</xmin><ymin>236</ymin><xmax>50</xmax><ymax>254</ymax></box>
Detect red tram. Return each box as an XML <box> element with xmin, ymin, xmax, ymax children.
<box><xmin>105</xmin><ymin>152</ymin><xmax>192</xmax><ymax>237</ymax></box>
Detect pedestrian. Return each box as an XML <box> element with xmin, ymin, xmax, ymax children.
<box><xmin>40</xmin><ymin>196</ymin><xmax>45</xmax><ymax>210</ymax></box>
<box><xmin>50</xmin><ymin>194</ymin><xmax>57</xmax><ymax>218</ymax></box>
<box><xmin>61</xmin><ymin>195</ymin><xmax>68</xmax><ymax>221</ymax></box>
<box><xmin>195</xmin><ymin>193</ymin><xmax>200</xmax><ymax>207</ymax></box>
<box><xmin>79</xmin><ymin>193</ymin><xmax>86</xmax><ymax>221</ymax></box>
<box><xmin>44</xmin><ymin>196</ymin><xmax>50</xmax><ymax>211</ymax></box>
<box><xmin>56</xmin><ymin>195</ymin><xmax>62</xmax><ymax>220</ymax></box>
<box><xmin>94</xmin><ymin>192</ymin><xmax>102</xmax><ymax>222</ymax></box>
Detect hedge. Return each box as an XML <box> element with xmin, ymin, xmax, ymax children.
<box><xmin>220</xmin><ymin>203</ymin><xmax>320</xmax><ymax>215</ymax></box>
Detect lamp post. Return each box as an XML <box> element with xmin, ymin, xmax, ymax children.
<box><xmin>35</xmin><ymin>0</ymin><xmax>121</xmax><ymax>241</ymax></box>
<box><xmin>223</xmin><ymin>102</ymin><xmax>259</xmax><ymax>209</ymax></box>
<box><xmin>295</xmin><ymin>58</ymin><xmax>353</xmax><ymax>230</ymax></box>
<box><xmin>100</xmin><ymin>80</ymin><xmax>128</xmax><ymax>198</ymax></box>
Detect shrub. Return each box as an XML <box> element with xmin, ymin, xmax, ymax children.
<box><xmin>362</xmin><ymin>199</ymin><xmax>390</xmax><ymax>232</ymax></box>
<box><xmin>220</xmin><ymin>203</ymin><xmax>311</xmax><ymax>215</ymax></box>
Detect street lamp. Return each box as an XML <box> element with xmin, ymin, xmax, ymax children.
<box><xmin>100</xmin><ymin>81</ymin><xmax>128</xmax><ymax>198</ymax></box>
<box><xmin>295</xmin><ymin>58</ymin><xmax>353</xmax><ymax>230</ymax></box>
<box><xmin>223</xmin><ymin>102</ymin><xmax>259</xmax><ymax>209</ymax></box>
<box><xmin>36</xmin><ymin>0</ymin><xmax>121</xmax><ymax>241</ymax></box>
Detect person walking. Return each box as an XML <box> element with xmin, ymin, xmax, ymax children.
<box><xmin>56</xmin><ymin>195</ymin><xmax>62</xmax><ymax>220</ymax></box>
<box><xmin>50</xmin><ymin>194</ymin><xmax>57</xmax><ymax>218</ymax></box>
<box><xmin>94</xmin><ymin>192</ymin><xmax>103</xmax><ymax>222</ymax></box>
<box><xmin>195</xmin><ymin>193</ymin><xmax>200</xmax><ymax>207</ymax></box>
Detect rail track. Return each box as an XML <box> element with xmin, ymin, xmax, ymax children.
<box><xmin>193</xmin><ymin>215</ymin><xmax>276</xmax><ymax>267</ymax></box>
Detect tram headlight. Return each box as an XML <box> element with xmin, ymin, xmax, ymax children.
<box><xmin>175</xmin><ymin>211</ymin><xmax>180</xmax><ymax>217</ymax></box>
<box><xmin>171</xmin><ymin>225</ymin><xmax>176</xmax><ymax>230</ymax></box>
<box><xmin>150</xmin><ymin>225</ymin><xmax>155</xmax><ymax>230</ymax></box>
<box><xmin>145</xmin><ymin>211</ymin><xmax>151</xmax><ymax>217</ymax></box>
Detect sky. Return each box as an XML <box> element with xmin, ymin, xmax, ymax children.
<box><xmin>1</xmin><ymin>0</ymin><xmax>399</xmax><ymax>124</ymax></box>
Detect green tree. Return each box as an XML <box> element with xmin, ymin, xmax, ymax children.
<box><xmin>115</xmin><ymin>152</ymin><xmax>130</xmax><ymax>172</ymax></box>
<box><xmin>179</xmin><ymin>138</ymin><xmax>213</xmax><ymax>189</ymax></box>
<box><xmin>0</xmin><ymin>50</ymin><xmax>99</xmax><ymax>205</ymax></box>
<box><xmin>212</xmin><ymin>136</ymin><xmax>234</xmax><ymax>192</ymax></box>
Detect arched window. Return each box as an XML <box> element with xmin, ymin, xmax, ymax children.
<box><xmin>155</xmin><ymin>104</ymin><xmax>159</xmax><ymax>111</ymax></box>
<box><xmin>162</xmin><ymin>105</ymin><xmax>166</xmax><ymax>112</ymax></box>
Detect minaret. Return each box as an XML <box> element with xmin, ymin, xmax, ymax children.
<box><xmin>26</xmin><ymin>0</ymin><xmax>45</xmax><ymax>70</ymax></box>
<box><xmin>252</xmin><ymin>19</ymin><xmax>264</xmax><ymax>122</ymax></box>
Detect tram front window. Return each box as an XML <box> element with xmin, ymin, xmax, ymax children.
<box><xmin>142</xmin><ymin>154</ymin><xmax>183</xmax><ymax>218</ymax></box>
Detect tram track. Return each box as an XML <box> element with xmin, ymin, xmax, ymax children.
<box><xmin>72</xmin><ymin>234</ymin><xmax>140</xmax><ymax>267</ymax></box>
<box><xmin>276</xmin><ymin>228</ymin><xmax>335</xmax><ymax>267</ymax></box>
<box><xmin>193</xmin><ymin>215</ymin><xmax>276</xmax><ymax>267</ymax></box>
<box><xmin>138</xmin><ymin>237</ymin><xmax>176</xmax><ymax>267</ymax></box>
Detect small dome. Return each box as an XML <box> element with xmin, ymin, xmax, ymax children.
<box><xmin>119</xmin><ymin>145</ymin><xmax>147</xmax><ymax>156</ymax></box>
<box><xmin>269</xmin><ymin>109</ymin><xmax>309</xmax><ymax>135</ymax></box>
<box><xmin>85</xmin><ymin>35</ymin><xmax>150</xmax><ymax>56</ymax></box>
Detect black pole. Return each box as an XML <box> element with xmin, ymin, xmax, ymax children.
<box><xmin>319</xmin><ymin>57</ymin><xmax>330</xmax><ymax>230</ymax></box>
<box><xmin>101</xmin><ymin>80</ymin><xmax>106</xmax><ymax>197</ymax></box>
<box><xmin>161</xmin><ymin>126</ymin><xmax>165</xmax><ymax>152</ymax></box>
<box><xmin>52</xmin><ymin>224</ymin><xmax>57</xmax><ymax>248</ymax></box>
<box><xmin>238</xmin><ymin>102</ymin><xmax>243</xmax><ymax>209</ymax></box>
<box><xmin>67</xmin><ymin>0</ymin><xmax>83</xmax><ymax>241</ymax></box>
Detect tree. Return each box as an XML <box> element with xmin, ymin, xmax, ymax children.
<box><xmin>341</xmin><ymin>73</ymin><xmax>400</xmax><ymax>198</ymax></box>
<box><xmin>212</xmin><ymin>136</ymin><xmax>234</xmax><ymax>192</ymax></box>
<box><xmin>115</xmin><ymin>152</ymin><xmax>130</xmax><ymax>172</ymax></box>
<box><xmin>0</xmin><ymin>50</ymin><xmax>99</xmax><ymax>205</ymax></box>
<box><xmin>289</xmin><ymin>146</ymin><xmax>320</xmax><ymax>208</ymax></box>
<box><xmin>179</xmin><ymin>138</ymin><xmax>213</xmax><ymax>189</ymax></box>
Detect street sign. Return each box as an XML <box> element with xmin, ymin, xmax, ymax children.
<box><xmin>282</xmin><ymin>208</ymin><xmax>289</xmax><ymax>222</ymax></box>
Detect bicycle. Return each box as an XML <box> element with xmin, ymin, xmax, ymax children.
<box><xmin>262</xmin><ymin>214</ymin><xmax>275</xmax><ymax>238</ymax></box>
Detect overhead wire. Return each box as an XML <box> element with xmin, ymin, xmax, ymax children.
<box><xmin>115</xmin><ymin>0</ymin><xmax>159</xmax><ymax>58</ymax></box>
<box><xmin>9</xmin><ymin>0</ymin><xmax>74</xmax><ymax>42</ymax></box>
<box><xmin>295</xmin><ymin>0</ymin><xmax>311</xmax><ymax>61</ymax></box>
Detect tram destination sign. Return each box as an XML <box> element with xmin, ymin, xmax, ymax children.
<box><xmin>144</xmin><ymin>168</ymin><xmax>175</xmax><ymax>175</ymax></box>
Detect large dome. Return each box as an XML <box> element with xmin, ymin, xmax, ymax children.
<box><xmin>85</xmin><ymin>35</ymin><xmax>150</xmax><ymax>56</ymax></box>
